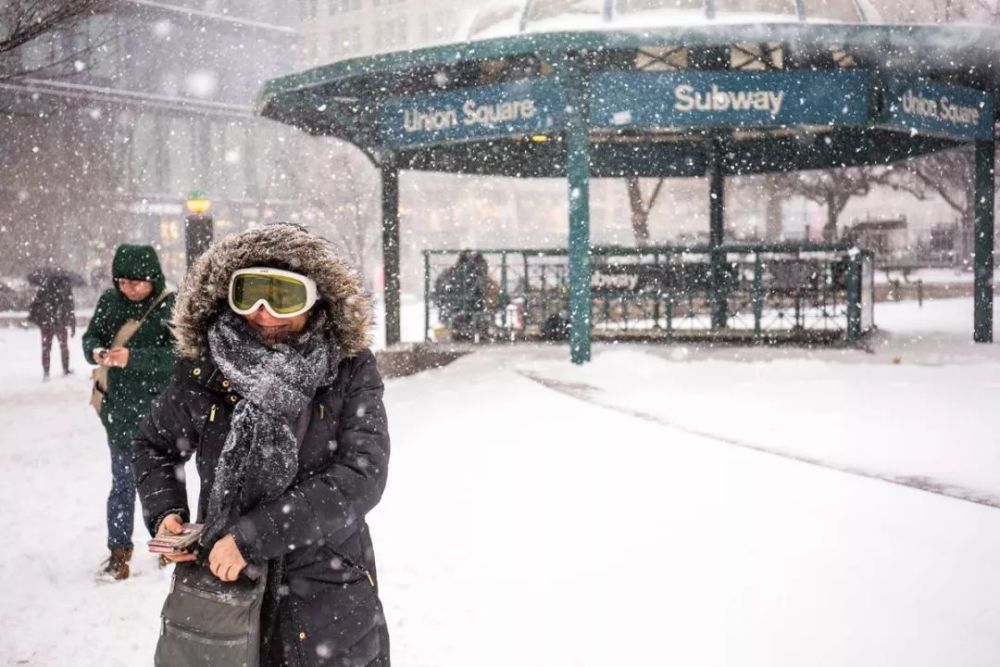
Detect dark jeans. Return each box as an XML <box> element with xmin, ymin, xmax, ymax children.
<box><xmin>107</xmin><ymin>442</ymin><xmax>137</xmax><ymax>550</ymax></box>
<box><xmin>40</xmin><ymin>326</ymin><xmax>69</xmax><ymax>374</ymax></box>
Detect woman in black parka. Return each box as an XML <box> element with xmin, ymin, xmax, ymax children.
<box><xmin>133</xmin><ymin>223</ymin><xmax>390</xmax><ymax>666</ymax></box>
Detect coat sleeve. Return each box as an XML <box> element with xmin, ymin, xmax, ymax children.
<box><xmin>64</xmin><ymin>290</ymin><xmax>76</xmax><ymax>333</ymax></box>
<box><xmin>27</xmin><ymin>291</ymin><xmax>42</xmax><ymax>326</ymax></box>
<box><xmin>82</xmin><ymin>291</ymin><xmax>118</xmax><ymax>364</ymax></box>
<box><xmin>231</xmin><ymin>350</ymin><xmax>390</xmax><ymax>561</ymax></box>
<box><xmin>124</xmin><ymin>295</ymin><xmax>176</xmax><ymax>381</ymax></box>
<box><xmin>132</xmin><ymin>375</ymin><xmax>198</xmax><ymax>535</ymax></box>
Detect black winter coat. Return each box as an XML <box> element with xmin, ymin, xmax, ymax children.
<box><xmin>133</xmin><ymin>350</ymin><xmax>390</xmax><ymax>667</ymax></box>
<box><xmin>28</xmin><ymin>278</ymin><xmax>75</xmax><ymax>330</ymax></box>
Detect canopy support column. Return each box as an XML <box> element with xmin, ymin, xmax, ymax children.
<box><xmin>974</xmin><ymin>139</ymin><xmax>995</xmax><ymax>343</ymax></box>
<box><xmin>708</xmin><ymin>139</ymin><xmax>727</xmax><ymax>330</ymax></box>
<box><xmin>381</xmin><ymin>159</ymin><xmax>401</xmax><ymax>347</ymax></box>
<box><xmin>561</xmin><ymin>54</ymin><xmax>592</xmax><ymax>364</ymax></box>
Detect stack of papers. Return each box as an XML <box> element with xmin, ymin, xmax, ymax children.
<box><xmin>147</xmin><ymin>523</ymin><xmax>203</xmax><ymax>554</ymax></box>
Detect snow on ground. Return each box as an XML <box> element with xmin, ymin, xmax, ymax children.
<box><xmin>874</xmin><ymin>267</ymin><xmax>978</xmax><ymax>285</ymax></box>
<box><xmin>524</xmin><ymin>298</ymin><xmax>1000</xmax><ymax>507</ymax></box>
<box><xmin>3</xmin><ymin>297</ymin><xmax>1000</xmax><ymax>666</ymax></box>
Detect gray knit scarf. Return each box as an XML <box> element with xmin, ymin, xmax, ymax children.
<box><xmin>200</xmin><ymin>309</ymin><xmax>341</xmax><ymax>548</ymax></box>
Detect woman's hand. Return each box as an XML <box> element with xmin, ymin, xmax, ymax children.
<box><xmin>209</xmin><ymin>535</ymin><xmax>247</xmax><ymax>582</ymax></box>
<box><xmin>156</xmin><ymin>513</ymin><xmax>198</xmax><ymax>563</ymax></box>
<box><xmin>106</xmin><ymin>347</ymin><xmax>130</xmax><ymax>368</ymax></box>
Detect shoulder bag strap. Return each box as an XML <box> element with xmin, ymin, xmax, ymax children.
<box><xmin>118</xmin><ymin>290</ymin><xmax>173</xmax><ymax>348</ymax></box>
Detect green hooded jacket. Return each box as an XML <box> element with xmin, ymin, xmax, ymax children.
<box><xmin>82</xmin><ymin>245</ymin><xmax>177</xmax><ymax>446</ymax></box>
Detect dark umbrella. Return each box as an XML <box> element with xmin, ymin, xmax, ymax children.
<box><xmin>27</xmin><ymin>267</ymin><xmax>85</xmax><ymax>287</ymax></box>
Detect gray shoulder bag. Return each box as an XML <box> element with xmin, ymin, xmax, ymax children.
<box><xmin>155</xmin><ymin>562</ymin><xmax>267</xmax><ymax>667</ymax></box>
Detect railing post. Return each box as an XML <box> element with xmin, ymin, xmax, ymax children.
<box><xmin>974</xmin><ymin>139</ymin><xmax>995</xmax><ymax>343</ymax></box>
<box><xmin>381</xmin><ymin>159</ymin><xmax>401</xmax><ymax>346</ymax></box>
<box><xmin>752</xmin><ymin>252</ymin><xmax>763</xmax><ymax>342</ymax></box>
<box><xmin>559</xmin><ymin>52</ymin><xmax>592</xmax><ymax>364</ymax></box>
<box><xmin>540</xmin><ymin>264</ymin><xmax>548</xmax><ymax>323</ymax></box>
<box><xmin>500</xmin><ymin>252</ymin><xmax>509</xmax><ymax>329</ymax></box>
<box><xmin>522</xmin><ymin>252</ymin><xmax>530</xmax><ymax>300</ymax></box>
<box><xmin>847</xmin><ymin>249</ymin><xmax>862</xmax><ymax>343</ymax></box>
<box><xmin>665</xmin><ymin>291</ymin><xmax>674</xmax><ymax>341</ymax></box>
<box><xmin>423</xmin><ymin>250</ymin><xmax>431</xmax><ymax>343</ymax></box>
<box><xmin>652</xmin><ymin>251</ymin><xmax>662</xmax><ymax>328</ymax></box>
<box><xmin>708</xmin><ymin>138</ymin><xmax>727</xmax><ymax>330</ymax></box>
<box><xmin>665</xmin><ymin>250</ymin><xmax>674</xmax><ymax>340</ymax></box>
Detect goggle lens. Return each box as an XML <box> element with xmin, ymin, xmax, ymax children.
<box><xmin>232</xmin><ymin>274</ymin><xmax>309</xmax><ymax>315</ymax></box>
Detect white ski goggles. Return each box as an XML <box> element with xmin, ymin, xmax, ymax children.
<box><xmin>228</xmin><ymin>267</ymin><xmax>319</xmax><ymax>318</ymax></box>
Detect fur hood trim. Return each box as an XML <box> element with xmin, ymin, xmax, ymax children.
<box><xmin>171</xmin><ymin>223</ymin><xmax>372</xmax><ymax>359</ymax></box>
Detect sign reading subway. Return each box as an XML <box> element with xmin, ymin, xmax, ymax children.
<box><xmin>588</xmin><ymin>70</ymin><xmax>870</xmax><ymax>128</ymax></box>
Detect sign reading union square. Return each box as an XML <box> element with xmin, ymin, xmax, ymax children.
<box><xmin>379</xmin><ymin>79</ymin><xmax>564</xmax><ymax>148</ymax></box>
<box><xmin>881</xmin><ymin>75</ymin><xmax>995</xmax><ymax>141</ymax></box>
<box><xmin>378</xmin><ymin>71</ymin><xmax>995</xmax><ymax>148</ymax></box>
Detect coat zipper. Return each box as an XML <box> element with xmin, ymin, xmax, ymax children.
<box><xmin>337</xmin><ymin>552</ymin><xmax>376</xmax><ymax>587</ymax></box>
<box><xmin>199</xmin><ymin>405</ymin><xmax>217</xmax><ymax>438</ymax></box>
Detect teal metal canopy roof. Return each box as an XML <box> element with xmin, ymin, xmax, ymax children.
<box><xmin>258</xmin><ymin>23</ymin><xmax>1000</xmax><ymax>177</ymax></box>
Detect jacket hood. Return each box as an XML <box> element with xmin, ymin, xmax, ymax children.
<box><xmin>112</xmin><ymin>244</ymin><xmax>166</xmax><ymax>295</ymax></box>
<box><xmin>171</xmin><ymin>223</ymin><xmax>372</xmax><ymax>359</ymax></box>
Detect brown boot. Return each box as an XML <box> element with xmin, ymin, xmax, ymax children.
<box><xmin>100</xmin><ymin>547</ymin><xmax>133</xmax><ymax>581</ymax></box>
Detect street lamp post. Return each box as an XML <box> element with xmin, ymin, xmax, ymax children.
<box><xmin>185</xmin><ymin>189</ymin><xmax>213</xmax><ymax>268</ymax></box>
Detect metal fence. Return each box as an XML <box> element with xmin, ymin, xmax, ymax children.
<box><xmin>423</xmin><ymin>243</ymin><xmax>875</xmax><ymax>344</ymax></box>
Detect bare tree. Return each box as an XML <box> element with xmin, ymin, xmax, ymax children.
<box><xmin>884</xmin><ymin>149</ymin><xmax>973</xmax><ymax>219</ymax></box>
<box><xmin>942</xmin><ymin>0</ymin><xmax>1000</xmax><ymax>21</ymax></box>
<box><xmin>624</xmin><ymin>176</ymin><xmax>664</xmax><ymax>246</ymax></box>
<box><xmin>0</xmin><ymin>0</ymin><xmax>113</xmax><ymax>79</ymax></box>
<box><xmin>880</xmin><ymin>148</ymin><xmax>977</xmax><ymax>257</ymax></box>
<box><xmin>324</xmin><ymin>158</ymin><xmax>380</xmax><ymax>288</ymax></box>
<box><xmin>777</xmin><ymin>167</ymin><xmax>877</xmax><ymax>242</ymax></box>
<box><xmin>295</xmin><ymin>141</ymin><xmax>381</xmax><ymax>291</ymax></box>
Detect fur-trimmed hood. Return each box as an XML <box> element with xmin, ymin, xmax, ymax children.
<box><xmin>171</xmin><ymin>223</ymin><xmax>372</xmax><ymax>359</ymax></box>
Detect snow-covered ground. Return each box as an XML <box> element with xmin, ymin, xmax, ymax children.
<box><xmin>3</xmin><ymin>297</ymin><xmax>1000</xmax><ymax>666</ymax></box>
<box><xmin>874</xmin><ymin>267</ymin><xmax>979</xmax><ymax>285</ymax></box>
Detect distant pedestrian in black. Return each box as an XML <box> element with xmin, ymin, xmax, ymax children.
<box><xmin>28</xmin><ymin>276</ymin><xmax>76</xmax><ymax>380</ymax></box>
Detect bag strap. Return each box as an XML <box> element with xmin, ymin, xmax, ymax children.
<box><xmin>118</xmin><ymin>290</ymin><xmax>173</xmax><ymax>347</ymax></box>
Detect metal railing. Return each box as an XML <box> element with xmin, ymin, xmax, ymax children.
<box><xmin>423</xmin><ymin>243</ymin><xmax>874</xmax><ymax>344</ymax></box>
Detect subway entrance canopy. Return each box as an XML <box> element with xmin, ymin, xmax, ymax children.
<box><xmin>257</xmin><ymin>2</ymin><xmax>1000</xmax><ymax>363</ymax></box>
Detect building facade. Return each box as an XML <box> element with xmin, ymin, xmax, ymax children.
<box><xmin>0</xmin><ymin>1</ymin><xmax>306</xmax><ymax>288</ymax></box>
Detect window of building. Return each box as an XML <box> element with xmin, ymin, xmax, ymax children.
<box><xmin>525</xmin><ymin>0</ymin><xmax>600</xmax><ymax>22</ymax></box>
<box><xmin>799</xmin><ymin>0</ymin><xmax>863</xmax><ymax>21</ymax></box>
<box><xmin>419</xmin><ymin>9</ymin><xmax>458</xmax><ymax>42</ymax></box>
<box><xmin>375</xmin><ymin>17</ymin><xmax>407</xmax><ymax>50</ymax></box>
<box><xmin>616</xmin><ymin>0</ymin><xmax>704</xmax><ymax>12</ymax></box>
<box><xmin>331</xmin><ymin>0</ymin><xmax>361</xmax><ymax>13</ymax></box>
<box><xmin>165</xmin><ymin>117</ymin><xmax>195</xmax><ymax>194</ymax></box>
<box><xmin>714</xmin><ymin>0</ymin><xmax>797</xmax><ymax>16</ymax></box>
<box><xmin>331</xmin><ymin>25</ymin><xmax>363</xmax><ymax>56</ymax></box>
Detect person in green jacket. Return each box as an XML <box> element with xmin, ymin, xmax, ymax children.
<box><xmin>82</xmin><ymin>244</ymin><xmax>176</xmax><ymax>581</ymax></box>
